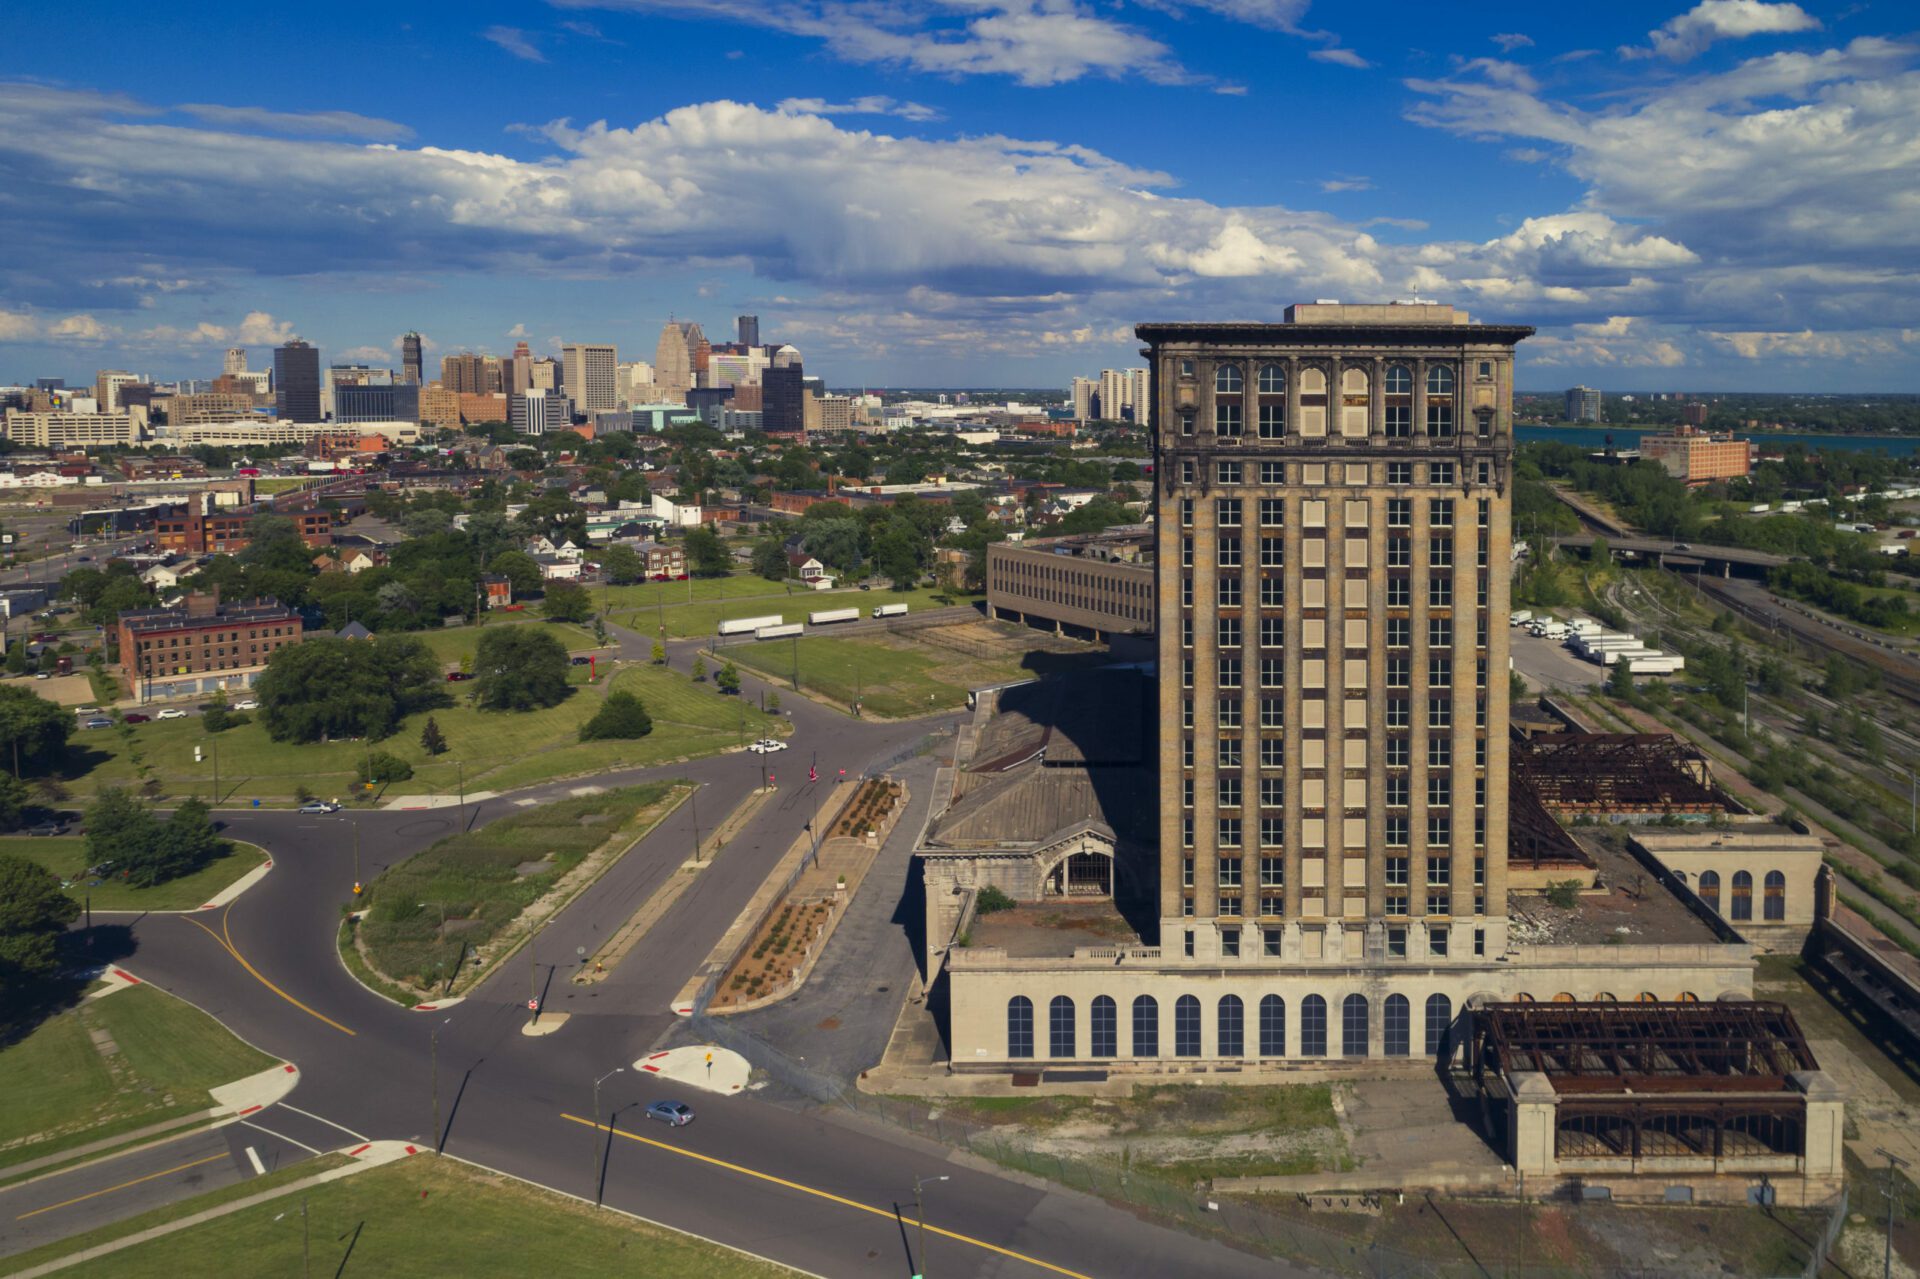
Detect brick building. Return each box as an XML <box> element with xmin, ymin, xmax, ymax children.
<box><xmin>1640</xmin><ymin>425</ymin><xmax>1754</xmax><ymax>485</ymax></box>
<box><xmin>155</xmin><ymin>499</ymin><xmax>334</xmax><ymax>555</ymax></box>
<box><xmin>117</xmin><ymin>592</ymin><xmax>303</xmax><ymax>698</ymax></box>
<box><xmin>986</xmin><ymin>529</ymin><xmax>1155</xmax><ymax>638</ymax></box>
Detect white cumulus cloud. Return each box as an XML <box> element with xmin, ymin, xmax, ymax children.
<box><xmin>1625</xmin><ymin>0</ymin><xmax>1820</xmax><ymax>62</ymax></box>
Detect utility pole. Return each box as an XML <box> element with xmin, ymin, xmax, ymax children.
<box><xmin>1880</xmin><ymin>1146</ymin><xmax>1910</xmax><ymax>1279</ymax></box>
<box><xmin>351</xmin><ymin>817</ymin><xmax>361</xmax><ymax>887</ymax></box>
<box><xmin>791</xmin><ymin>633</ymin><xmax>800</xmax><ymax>692</ymax></box>
<box><xmin>430</xmin><ymin>1016</ymin><xmax>451</xmax><ymax>1151</ymax></box>
<box><xmin>592</xmin><ymin>1067</ymin><xmax>625</xmax><ymax>1205</ymax></box>
<box><xmin>691</xmin><ymin>787</ymin><xmax>702</xmax><ymax>862</ymax></box>
<box><xmin>911</xmin><ymin>1174</ymin><xmax>948</xmax><ymax>1279</ymax></box>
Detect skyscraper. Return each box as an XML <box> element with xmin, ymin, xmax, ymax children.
<box><xmin>1137</xmin><ymin>302</ymin><xmax>1532</xmax><ymax>960</ymax></box>
<box><xmin>762</xmin><ymin>363</ymin><xmax>806</xmax><ymax>436</ymax></box>
<box><xmin>737</xmin><ymin>315</ymin><xmax>760</xmax><ymax>347</ymax></box>
<box><xmin>223</xmin><ymin>348</ymin><xmax>248</xmax><ymax>378</ymax></box>
<box><xmin>509</xmin><ymin>341</ymin><xmax>533</xmax><ymax>397</ymax></box>
<box><xmin>402</xmin><ymin>332</ymin><xmax>424</xmax><ymax>386</ymax></box>
<box><xmin>509</xmin><ymin>388</ymin><xmax>572</xmax><ymax>436</ymax></box>
<box><xmin>94</xmin><ymin>371</ymin><xmax>139</xmax><ymax>414</ymax></box>
<box><xmin>1565</xmin><ymin>386</ymin><xmax>1602</xmax><ymax>423</ymax></box>
<box><xmin>274</xmin><ymin>339</ymin><xmax>321</xmax><ymax>422</ymax></box>
<box><xmin>654</xmin><ymin>321</ymin><xmax>706</xmax><ymax>400</ymax></box>
<box><xmin>561</xmin><ymin>343</ymin><xmax>618</xmax><ymax>414</ymax></box>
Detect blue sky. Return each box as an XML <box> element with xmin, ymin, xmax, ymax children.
<box><xmin>1</xmin><ymin>0</ymin><xmax>1916</xmax><ymax>391</ymax></box>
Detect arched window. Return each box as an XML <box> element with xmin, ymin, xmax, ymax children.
<box><xmin>1731</xmin><ymin>871</ymin><xmax>1753</xmax><ymax>921</ymax></box>
<box><xmin>1764</xmin><ymin>871</ymin><xmax>1786</xmax><ymax>921</ymax></box>
<box><xmin>1342</xmin><ymin>994</ymin><xmax>1369</xmax><ymax>1058</ymax></box>
<box><xmin>1300</xmin><ymin>995</ymin><xmax>1327</xmax><ymax>1057</ymax></box>
<box><xmin>1174</xmin><ymin>995</ymin><xmax>1202</xmax><ymax>1057</ymax></box>
<box><xmin>1218</xmin><ymin>995</ymin><xmax>1245</xmax><ymax>1058</ymax></box>
<box><xmin>1091</xmin><ymin>995</ymin><xmax>1117</xmax><ymax>1057</ymax></box>
<box><xmin>1300</xmin><ymin>368</ymin><xmax>1327</xmax><ymax>395</ymax></box>
<box><xmin>1049</xmin><ymin>996</ymin><xmax>1075</xmax><ymax>1059</ymax></box>
<box><xmin>1385</xmin><ymin>365</ymin><xmax>1412</xmax><ymax>395</ymax></box>
<box><xmin>1215</xmin><ymin>364</ymin><xmax>1244</xmax><ymax>394</ymax></box>
<box><xmin>1007</xmin><ymin>996</ymin><xmax>1033</xmax><ymax>1059</ymax></box>
<box><xmin>1259</xmin><ymin>995</ymin><xmax>1286</xmax><ymax>1056</ymax></box>
<box><xmin>1341</xmin><ymin>368</ymin><xmax>1369</xmax><ymax>396</ymax></box>
<box><xmin>1258</xmin><ymin>364</ymin><xmax>1286</xmax><ymax>395</ymax></box>
<box><xmin>1426</xmin><ymin>365</ymin><xmax>1455</xmax><ymax>396</ymax></box>
<box><xmin>1384</xmin><ymin>994</ymin><xmax>1410</xmax><ymax>1057</ymax></box>
<box><xmin>1424</xmin><ymin>994</ymin><xmax>1452</xmax><ymax>1058</ymax></box>
<box><xmin>1132</xmin><ymin>995</ymin><xmax>1158</xmax><ymax>1058</ymax></box>
<box><xmin>1699</xmin><ymin>870</ymin><xmax>1721</xmax><ymax>913</ymax></box>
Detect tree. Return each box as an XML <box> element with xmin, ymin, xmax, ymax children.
<box><xmin>715</xmin><ymin>660</ymin><xmax>741</xmax><ymax>694</ymax></box>
<box><xmin>86</xmin><ymin>789</ymin><xmax>223</xmax><ymax>888</ymax></box>
<box><xmin>751</xmin><ymin>535</ymin><xmax>788</xmax><ymax>582</ymax></box>
<box><xmin>579</xmin><ymin>691</ymin><xmax>653</xmax><ymax>741</ymax></box>
<box><xmin>4</xmin><ymin>641</ymin><xmax>26</xmax><ymax>676</ymax></box>
<box><xmin>541</xmin><ymin>579</ymin><xmax>593</xmax><ymax>623</ymax></box>
<box><xmin>651</xmin><ymin>639</ymin><xmax>666</xmax><ymax>665</ymax></box>
<box><xmin>1607</xmin><ymin>658</ymin><xmax>1636</xmax><ymax>699</ymax></box>
<box><xmin>0</xmin><ymin>854</ymin><xmax>79</xmax><ymax>987</ymax></box>
<box><xmin>0</xmin><ymin>685</ymin><xmax>73</xmax><ymax>777</ymax></box>
<box><xmin>257</xmin><ymin>635</ymin><xmax>449</xmax><ymax>743</ymax></box>
<box><xmin>0</xmin><ymin>774</ymin><xmax>28</xmax><ymax>832</ymax></box>
<box><xmin>473</xmin><ymin>626</ymin><xmax>571</xmax><ymax>710</ymax></box>
<box><xmin>683</xmin><ymin>526</ymin><xmax>731</xmax><ymax>578</ymax></box>
<box><xmin>767</xmin><ymin>691</ymin><xmax>781</xmax><ymax>714</ymax></box>
<box><xmin>419</xmin><ymin>716</ymin><xmax>448</xmax><ymax>756</ymax></box>
<box><xmin>872</xmin><ymin>523</ymin><xmax>923</xmax><ymax>590</ymax></box>
<box><xmin>201</xmin><ymin>694</ymin><xmax>233</xmax><ymax>734</ymax></box>
<box><xmin>690</xmin><ymin>654</ymin><xmax>707</xmax><ymax>683</ymax></box>
<box><xmin>356</xmin><ymin>750</ymin><xmax>415</xmax><ymax>785</ymax></box>
<box><xmin>1588</xmin><ymin>535</ymin><xmax>1611</xmax><ymax>567</ymax></box>
<box><xmin>486</xmin><ymin>550</ymin><xmax>543</xmax><ymax>599</ymax></box>
<box><xmin>601</xmin><ymin>543</ymin><xmax>643</xmax><ymax>586</ymax></box>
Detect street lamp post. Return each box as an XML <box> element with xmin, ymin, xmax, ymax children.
<box><xmin>1878</xmin><ymin>1146</ymin><xmax>1909</xmax><ymax>1279</ymax></box>
<box><xmin>592</xmin><ymin>1067</ymin><xmax>626</xmax><ymax>1204</ymax></box>
<box><xmin>430</xmin><ymin>1016</ymin><xmax>452</xmax><ymax>1151</ymax></box>
<box><xmin>911</xmin><ymin>1174</ymin><xmax>949</xmax><ymax>1279</ymax></box>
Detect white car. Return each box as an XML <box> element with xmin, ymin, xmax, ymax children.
<box><xmin>746</xmin><ymin>740</ymin><xmax>773</xmax><ymax>754</ymax></box>
<box><xmin>231</xmin><ymin>699</ymin><xmax>259</xmax><ymax>711</ymax></box>
<box><xmin>156</xmin><ymin>708</ymin><xmax>188</xmax><ymax>720</ymax></box>
<box><xmin>760</xmin><ymin>738</ymin><xmax>789</xmax><ymax>752</ymax></box>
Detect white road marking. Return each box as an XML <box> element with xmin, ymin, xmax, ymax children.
<box><xmin>244</xmin><ymin>1146</ymin><xmax>267</xmax><ymax>1175</ymax></box>
<box><xmin>240</xmin><ymin>1121</ymin><xmax>323</xmax><ymax>1156</ymax></box>
<box><xmin>277</xmin><ymin>1104</ymin><xmax>367</xmax><ymax>1142</ymax></box>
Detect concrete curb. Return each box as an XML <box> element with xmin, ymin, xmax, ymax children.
<box><xmin>209</xmin><ymin>1062</ymin><xmax>302</xmax><ymax>1116</ymax></box>
<box><xmin>7</xmin><ymin>1142</ymin><xmax>421</xmax><ymax>1279</ymax></box>
<box><xmin>81</xmin><ymin>841</ymin><xmax>274</xmax><ymax>915</ymax></box>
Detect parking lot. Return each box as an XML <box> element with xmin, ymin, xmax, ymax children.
<box><xmin>1509</xmin><ymin>621</ymin><xmax>1608</xmax><ymax>693</ymax></box>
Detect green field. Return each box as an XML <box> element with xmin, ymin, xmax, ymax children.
<box><xmin>599</xmin><ymin>572</ymin><xmax>804</xmax><ymax>614</ymax></box>
<box><xmin>414</xmin><ymin>616</ymin><xmax>608</xmax><ymax>666</ymax></box>
<box><xmin>728</xmin><ymin>627</ymin><xmax>1097</xmax><ymax>718</ymax></box>
<box><xmin>0</xmin><ymin>984</ymin><xmax>276</xmax><ymax>1172</ymax></box>
<box><xmin>0</xmin><ymin>836</ymin><xmax>268</xmax><ymax>911</ymax></box>
<box><xmin>63</xmin><ymin>662</ymin><xmax>775</xmax><ymax>803</ymax></box>
<box><xmin>617</xmin><ymin>584</ymin><xmax>979</xmax><ymax>640</ymax></box>
<box><xmin>35</xmin><ymin>1155</ymin><xmax>798</xmax><ymax>1278</ymax></box>
<box><xmin>356</xmin><ymin>782</ymin><xmax>681</xmax><ymax>990</ymax></box>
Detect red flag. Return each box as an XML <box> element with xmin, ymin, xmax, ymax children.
<box><xmin>809</xmin><ymin>764</ymin><xmax>818</xmax><ymax>782</ymax></box>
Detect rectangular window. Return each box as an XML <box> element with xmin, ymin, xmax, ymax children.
<box><xmin>1388</xmin><ymin>577</ymin><xmax>1410</xmax><ymax>607</ymax></box>
<box><xmin>1179</xmin><ymin>410</ymin><xmax>1194</xmax><ymax>436</ymax></box>
<box><xmin>1258</xmin><ymin>404</ymin><xmax>1284</xmax><ymax>439</ymax></box>
<box><xmin>1429</xmin><ymin>577</ymin><xmax>1452</xmax><ymax>607</ymax></box>
<box><xmin>1218</xmin><ymin>775</ymin><xmax>1241</xmax><ymax>808</ymax></box>
<box><xmin>1218</xmin><ymin>577</ymin><xmax>1241</xmax><ymax>608</ymax></box>
<box><xmin>1260</xmin><ymin>461</ymin><xmax>1285</xmax><ymax>484</ymax></box>
<box><xmin>1430</xmin><ymin>735</ymin><xmax>1452</xmax><ymax>768</ymax></box>
<box><xmin>1218</xmin><ymin>616</ymin><xmax>1241</xmax><ymax>648</ymax></box>
<box><xmin>1222</xmin><ymin>925</ymin><xmax>1241</xmax><ymax>954</ymax></box>
<box><xmin>1386</xmin><ymin>737</ymin><xmax>1409</xmax><ymax>767</ymax></box>
<box><xmin>1429</xmin><ymin>617</ymin><xmax>1452</xmax><ymax>648</ymax></box>
<box><xmin>1258</xmin><ymin>498</ymin><xmax>1284</xmax><ymax>528</ymax></box>
<box><xmin>1260</xmin><ymin>856</ymin><xmax>1284</xmax><ymax>887</ymax></box>
<box><xmin>1387</xmin><ymin>815</ymin><xmax>1409</xmax><ymax>847</ymax></box>
<box><xmin>1387</xmin><ymin>617</ymin><xmax>1410</xmax><ymax>647</ymax></box>
<box><xmin>1430</xmin><ymin>461</ymin><xmax>1456</xmax><ymax>486</ymax></box>
<box><xmin>1218</xmin><ymin>656</ymin><xmax>1241</xmax><ymax>689</ymax></box>
<box><xmin>1429</xmin><ymin>656</ymin><xmax>1452</xmax><ymax>687</ymax></box>
<box><xmin>1260</xmin><ymin>537</ymin><xmax>1284</xmax><ymax>567</ymax></box>
<box><xmin>1387</xmin><ymin>461</ymin><xmax>1413</xmax><ymax>485</ymax></box>
<box><xmin>1428</xmin><ymin>698</ymin><xmax>1452</xmax><ymax>729</ymax></box>
<box><xmin>1181</xmin><ymin>537</ymin><xmax>1193</xmax><ymax>567</ymax></box>
<box><xmin>1386</xmin><ymin>775</ymin><xmax>1409</xmax><ymax>807</ymax></box>
<box><xmin>1180</xmin><ymin>458</ymin><xmax>1197</xmax><ymax>484</ymax></box>
<box><xmin>1218</xmin><ymin>818</ymin><xmax>1242</xmax><ymax>848</ymax></box>
<box><xmin>1181</xmin><ymin>658</ymin><xmax>1193</xmax><ymax>690</ymax></box>
<box><xmin>1259</xmin><ymin>699</ymin><xmax>1283</xmax><ymax>730</ymax></box>
<box><xmin>1216</xmin><ymin>403</ymin><xmax>1242</xmax><ymax>437</ymax></box>
<box><xmin>1429</xmin><ymin>536</ymin><xmax>1452</xmax><ymax>568</ymax></box>
<box><xmin>1431</xmin><ymin>927</ymin><xmax>1450</xmax><ymax>956</ymax></box>
<box><xmin>1260</xmin><ymin>660</ymin><xmax>1283</xmax><ymax>690</ymax></box>
<box><xmin>1260</xmin><ymin>577</ymin><xmax>1283</xmax><ymax>608</ymax></box>
<box><xmin>1387</xmin><ymin>538</ymin><xmax>1411</xmax><ymax>568</ymax></box>
<box><xmin>1388</xmin><ymin>498</ymin><xmax>1412</xmax><ymax>528</ymax></box>
<box><xmin>1217</xmin><ymin>498</ymin><xmax>1242</xmax><ymax>527</ymax></box>
<box><xmin>1386</xmin><ymin>698</ymin><xmax>1410</xmax><ymax>729</ymax></box>
<box><xmin>1181</xmin><ymin>578</ymin><xmax>1193</xmax><ymax>607</ymax></box>
<box><xmin>1428</xmin><ymin>814</ymin><xmax>1452</xmax><ymax>845</ymax></box>
<box><xmin>1179</xmin><ymin>498</ymin><xmax>1194</xmax><ymax>527</ymax></box>
<box><xmin>1386</xmin><ymin>856</ymin><xmax>1409</xmax><ymax>886</ymax></box>
<box><xmin>1259</xmin><ymin>616</ymin><xmax>1284</xmax><ymax>648</ymax></box>
<box><xmin>1218</xmin><ymin>536</ymin><xmax>1241</xmax><ymax>568</ymax></box>
<box><xmin>1427</xmin><ymin>402</ymin><xmax>1454</xmax><ymax>438</ymax></box>
<box><xmin>1216</xmin><ymin>460</ymin><xmax>1242</xmax><ymax>485</ymax></box>
<box><xmin>1217</xmin><ymin>737</ymin><xmax>1241</xmax><ymax>767</ymax></box>
<box><xmin>1259</xmin><ymin>776</ymin><xmax>1284</xmax><ymax>807</ymax></box>
<box><xmin>1260</xmin><ymin>738</ymin><xmax>1284</xmax><ymax>768</ymax></box>
<box><xmin>1260</xmin><ymin>818</ymin><xmax>1284</xmax><ymax>849</ymax></box>
<box><xmin>1385</xmin><ymin>404</ymin><xmax>1411</xmax><ymax>438</ymax></box>
<box><xmin>1219</xmin><ymin>857</ymin><xmax>1242</xmax><ymax>887</ymax></box>
<box><xmin>1388</xmin><ymin>926</ymin><xmax>1407</xmax><ymax>958</ymax></box>
<box><xmin>1218</xmin><ymin>700</ymin><xmax>1241</xmax><ymax>729</ymax></box>
<box><xmin>1430</xmin><ymin>498</ymin><xmax>1454</xmax><ymax>528</ymax></box>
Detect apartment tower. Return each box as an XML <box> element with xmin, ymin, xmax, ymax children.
<box><xmin>273</xmin><ymin>339</ymin><xmax>322</xmax><ymax>423</ymax></box>
<box><xmin>402</xmin><ymin>332</ymin><xmax>424</xmax><ymax>386</ymax></box>
<box><xmin>561</xmin><ymin>342</ymin><xmax>618</xmax><ymax>414</ymax></box>
<box><xmin>1137</xmin><ymin>303</ymin><xmax>1532</xmax><ymax>964</ymax></box>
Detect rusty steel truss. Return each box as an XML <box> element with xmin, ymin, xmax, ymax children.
<box><xmin>1472</xmin><ymin>999</ymin><xmax>1815</xmax><ymax>1093</ymax></box>
<box><xmin>1508</xmin><ymin>772</ymin><xmax>1592</xmax><ymax>869</ymax></box>
<box><xmin>1514</xmin><ymin>733</ymin><xmax>1735</xmax><ymax>815</ymax></box>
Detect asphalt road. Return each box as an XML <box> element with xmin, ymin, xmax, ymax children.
<box><xmin>6</xmin><ymin>640</ymin><xmax>1291</xmax><ymax>1277</ymax></box>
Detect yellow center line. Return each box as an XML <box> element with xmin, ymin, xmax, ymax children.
<box><xmin>178</xmin><ymin>911</ymin><xmax>355</xmax><ymax>1037</ymax></box>
<box><xmin>559</xmin><ymin>1113</ymin><xmax>1093</xmax><ymax>1279</ymax></box>
<box><xmin>15</xmin><ymin>1153</ymin><xmax>228</xmax><ymax>1220</ymax></box>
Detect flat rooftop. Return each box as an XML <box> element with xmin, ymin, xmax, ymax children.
<box><xmin>966</xmin><ymin>899</ymin><xmax>1146</xmax><ymax>958</ymax></box>
<box><xmin>1508</xmin><ymin>831</ymin><xmax>1725</xmax><ymax>947</ymax></box>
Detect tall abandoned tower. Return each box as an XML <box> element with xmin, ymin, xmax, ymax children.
<box><xmin>1138</xmin><ymin>302</ymin><xmax>1533</xmax><ymax>964</ymax></box>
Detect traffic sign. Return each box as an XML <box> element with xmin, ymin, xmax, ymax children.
<box><xmin>527</xmin><ymin>998</ymin><xmax>539</xmax><ymax>1012</ymax></box>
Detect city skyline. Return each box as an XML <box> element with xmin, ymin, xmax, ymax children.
<box><xmin>2</xmin><ymin>1</ymin><xmax>1917</xmax><ymax>391</ymax></box>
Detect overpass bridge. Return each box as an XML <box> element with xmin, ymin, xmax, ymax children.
<box><xmin>1554</xmin><ymin>534</ymin><xmax>1792</xmax><ymax>578</ymax></box>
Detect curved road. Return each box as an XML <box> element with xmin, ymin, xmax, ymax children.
<box><xmin>3</xmin><ymin>648</ymin><xmax>1289</xmax><ymax>1278</ymax></box>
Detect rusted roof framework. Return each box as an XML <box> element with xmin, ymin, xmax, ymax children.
<box><xmin>1508</xmin><ymin>773</ymin><xmax>1591</xmax><ymax>868</ymax></box>
<box><xmin>1473</xmin><ymin>1000</ymin><xmax>1815</xmax><ymax>1095</ymax></box>
<box><xmin>1514</xmin><ymin>733</ymin><xmax>1733</xmax><ymax>814</ymax></box>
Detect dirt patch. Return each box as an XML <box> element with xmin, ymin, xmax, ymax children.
<box><xmin>714</xmin><ymin>898</ymin><xmax>834</xmax><ymax>1008</ymax></box>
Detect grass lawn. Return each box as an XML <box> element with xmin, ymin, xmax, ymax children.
<box><xmin>600</xmin><ymin>572</ymin><xmax>800</xmax><ymax>614</ymax></box>
<box><xmin>39</xmin><ymin>1155</ymin><xmax>799</xmax><ymax>1279</ymax></box>
<box><xmin>61</xmin><ymin>659</ymin><xmax>775</xmax><ymax>803</ymax></box>
<box><xmin>0</xmin><ymin>984</ymin><xmax>276</xmax><ymax>1172</ymax></box>
<box><xmin>358</xmin><ymin>782</ymin><xmax>682</xmax><ymax>990</ymax></box>
<box><xmin>413</xmin><ymin>616</ymin><xmax>608</xmax><ymax>666</ymax></box>
<box><xmin>728</xmin><ymin>626</ymin><xmax>1096</xmax><ymax>718</ymax></box>
<box><xmin>0</xmin><ymin>836</ymin><xmax>268</xmax><ymax>911</ymax></box>
<box><xmin>615</xmin><ymin>584</ymin><xmax>981</xmax><ymax>640</ymax></box>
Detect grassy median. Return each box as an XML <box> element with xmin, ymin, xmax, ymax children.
<box><xmin>356</xmin><ymin>782</ymin><xmax>683</xmax><ymax>991</ymax></box>
<box><xmin>42</xmin><ymin>1155</ymin><xmax>801</xmax><ymax>1278</ymax></box>
<box><xmin>0</xmin><ymin>984</ymin><xmax>276</xmax><ymax>1173</ymax></box>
